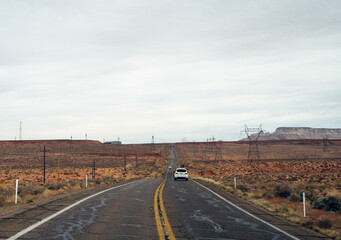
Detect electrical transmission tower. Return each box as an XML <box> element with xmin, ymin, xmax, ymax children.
<box><xmin>215</xmin><ymin>140</ymin><xmax>223</xmax><ymax>161</ymax></box>
<box><xmin>323</xmin><ymin>136</ymin><xmax>329</xmax><ymax>152</ymax></box>
<box><xmin>243</xmin><ymin>124</ymin><xmax>262</xmax><ymax>160</ymax></box>
<box><xmin>192</xmin><ymin>142</ymin><xmax>198</xmax><ymax>155</ymax></box>
<box><xmin>150</xmin><ymin>136</ymin><xmax>156</xmax><ymax>150</ymax></box>
<box><xmin>201</xmin><ymin>137</ymin><xmax>223</xmax><ymax>161</ymax></box>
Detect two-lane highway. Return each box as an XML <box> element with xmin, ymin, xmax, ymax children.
<box><xmin>164</xmin><ymin>146</ymin><xmax>295</xmax><ymax>240</ymax></box>
<box><xmin>1</xmin><ymin>145</ymin><xmax>328</xmax><ymax>239</ymax></box>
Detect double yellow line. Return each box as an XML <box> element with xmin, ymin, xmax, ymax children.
<box><xmin>154</xmin><ymin>179</ymin><xmax>176</xmax><ymax>240</ymax></box>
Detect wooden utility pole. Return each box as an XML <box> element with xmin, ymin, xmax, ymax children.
<box><xmin>92</xmin><ymin>159</ymin><xmax>96</xmax><ymax>180</ymax></box>
<box><xmin>124</xmin><ymin>154</ymin><xmax>126</xmax><ymax>172</ymax></box>
<box><xmin>57</xmin><ymin>158</ymin><xmax>60</xmax><ymax>180</ymax></box>
<box><xmin>40</xmin><ymin>146</ymin><xmax>50</xmax><ymax>184</ymax></box>
<box><xmin>43</xmin><ymin>146</ymin><xmax>46</xmax><ymax>184</ymax></box>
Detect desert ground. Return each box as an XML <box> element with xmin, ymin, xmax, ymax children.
<box><xmin>0</xmin><ymin>140</ymin><xmax>170</xmax><ymax>208</ymax></box>
<box><xmin>1</xmin><ymin>139</ymin><xmax>340</xmax><ymax>238</ymax></box>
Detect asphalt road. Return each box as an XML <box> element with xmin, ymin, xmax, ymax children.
<box><xmin>164</xmin><ymin>146</ymin><xmax>291</xmax><ymax>240</ymax></box>
<box><xmin>164</xmin><ymin>145</ymin><xmax>327</xmax><ymax>240</ymax></box>
<box><xmin>4</xmin><ymin>179</ymin><xmax>161</xmax><ymax>240</ymax></box>
<box><xmin>0</xmin><ymin>145</ymin><xmax>329</xmax><ymax>240</ymax></box>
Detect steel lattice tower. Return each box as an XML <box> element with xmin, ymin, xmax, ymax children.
<box><xmin>201</xmin><ymin>138</ymin><xmax>223</xmax><ymax>161</ymax></box>
<box><xmin>323</xmin><ymin>136</ymin><xmax>329</xmax><ymax>152</ymax></box>
<box><xmin>244</xmin><ymin>124</ymin><xmax>262</xmax><ymax>160</ymax></box>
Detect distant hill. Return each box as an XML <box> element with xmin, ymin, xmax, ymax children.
<box><xmin>241</xmin><ymin>127</ymin><xmax>341</xmax><ymax>141</ymax></box>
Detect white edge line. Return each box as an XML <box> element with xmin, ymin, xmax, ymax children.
<box><xmin>192</xmin><ymin>180</ymin><xmax>300</xmax><ymax>240</ymax></box>
<box><xmin>7</xmin><ymin>180</ymin><xmax>142</xmax><ymax>240</ymax></box>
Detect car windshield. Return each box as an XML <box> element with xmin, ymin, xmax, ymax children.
<box><xmin>176</xmin><ymin>169</ymin><xmax>187</xmax><ymax>172</ymax></box>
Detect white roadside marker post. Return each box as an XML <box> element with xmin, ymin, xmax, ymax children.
<box><xmin>15</xmin><ymin>179</ymin><xmax>18</xmax><ymax>204</ymax></box>
<box><xmin>86</xmin><ymin>175</ymin><xmax>88</xmax><ymax>188</ymax></box>
<box><xmin>303</xmin><ymin>192</ymin><xmax>306</xmax><ymax>217</ymax></box>
<box><xmin>234</xmin><ymin>177</ymin><xmax>237</xmax><ymax>190</ymax></box>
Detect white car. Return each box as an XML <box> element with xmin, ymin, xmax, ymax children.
<box><xmin>174</xmin><ymin>168</ymin><xmax>188</xmax><ymax>181</ymax></box>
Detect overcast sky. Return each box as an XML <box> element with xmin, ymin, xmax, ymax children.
<box><xmin>1</xmin><ymin>0</ymin><xmax>341</xmax><ymax>143</ymax></box>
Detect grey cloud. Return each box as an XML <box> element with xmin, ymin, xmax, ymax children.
<box><xmin>0</xmin><ymin>0</ymin><xmax>340</xmax><ymax>141</ymax></box>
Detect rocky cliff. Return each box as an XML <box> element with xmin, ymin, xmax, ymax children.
<box><xmin>243</xmin><ymin>127</ymin><xmax>341</xmax><ymax>141</ymax></box>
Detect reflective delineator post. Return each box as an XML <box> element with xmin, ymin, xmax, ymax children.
<box><xmin>234</xmin><ymin>177</ymin><xmax>237</xmax><ymax>190</ymax></box>
<box><xmin>15</xmin><ymin>179</ymin><xmax>18</xmax><ymax>204</ymax></box>
<box><xmin>86</xmin><ymin>175</ymin><xmax>88</xmax><ymax>188</ymax></box>
<box><xmin>303</xmin><ymin>192</ymin><xmax>306</xmax><ymax>217</ymax></box>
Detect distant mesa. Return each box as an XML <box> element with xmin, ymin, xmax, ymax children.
<box><xmin>241</xmin><ymin>127</ymin><xmax>341</xmax><ymax>141</ymax></box>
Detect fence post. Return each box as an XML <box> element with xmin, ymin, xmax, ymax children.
<box><xmin>234</xmin><ymin>177</ymin><xmax>237</xmax><ymax>190</ymax></box>
<box><xmin>303</xmin><ymin>192</ymin><xmax>306</xmax><ymax>217</ymax></box>
<box><xmin>15</xmin><ymin>179</ymin><xmax>18</xmax><ymax>204</ymax></box>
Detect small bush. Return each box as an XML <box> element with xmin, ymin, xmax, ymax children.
<box><xmin>262</xmin><ymin>190</ymin><xmax>275</xmax><ymax>198</ymax></box>
<box><xmin>317</xmin><ymin>218</ymin><xmax>333</xmax><ymax>229</ymax></box>
<box><xmin>289</xmin><ymin>192</ymin><xmax>301</xmax><ymax>202</ymax></box>
<box><xmin>238</xmin><ymin>184</ymin><xmax>249</xmax><ymax>193</ymax></box>
<box><xmin>274</xmin><ymin>184</ymin><xmax>292</xmax><ymax>198</ymax></box>
<box><xmin>47</xmin><ymin>182</ymin><xmax>64</xmax><ymax>190</ymax></box>
<box><xmin>276</xmin><ymin>204</ymin><xmax>289</xmax><ymax>213</ymax></box>
<box><xmin>261</xmin><ymin>201</ymin><xmax>271</xmax><ymax>208</ymax></box>
<box><xmin>33</xmin><ymin>188</ymin><xmax>45</xmax><ymax>195</ymax></box>
<box><xmin>68</xmin><ymin>180</ymin><xmax>77</xmax><ymax>187</ymax></box>
<box><xmin>312</xmin><ymin>195</ymin><xmax>341</xmax><ymax>213</ymax></box>
<box><xmin>302</xmin><ymin>221</ymin><xmax>314</xmax><ymax>229</ymax></box>
<box><xmin>252</xmin><ymin>194</ymin><xmax>262</xmax><ymax>199</ymax></box>
<box><xmin>0</xmin><ymin>195</ymin><xmax>5</xmax><ymax>207</ymax></box>
<box><xmin>18</xmin><ymin>185</ymin><xmax>34</xmax><ymax>197</ymax></box>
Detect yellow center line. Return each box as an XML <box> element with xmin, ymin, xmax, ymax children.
<box><xmin>154</xmin><ymin>179</ymin><xmax>176</xmax><ymax>240</ymax></box>
<box><xmin>159</xmin><ymin>180</ymin><xmax>176</xmax><ymax>240</ymax></box>
<box><xmin>154</xmin><ymin>180</ymin><xmax>166</xmax><ymax>240</ymax></box>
